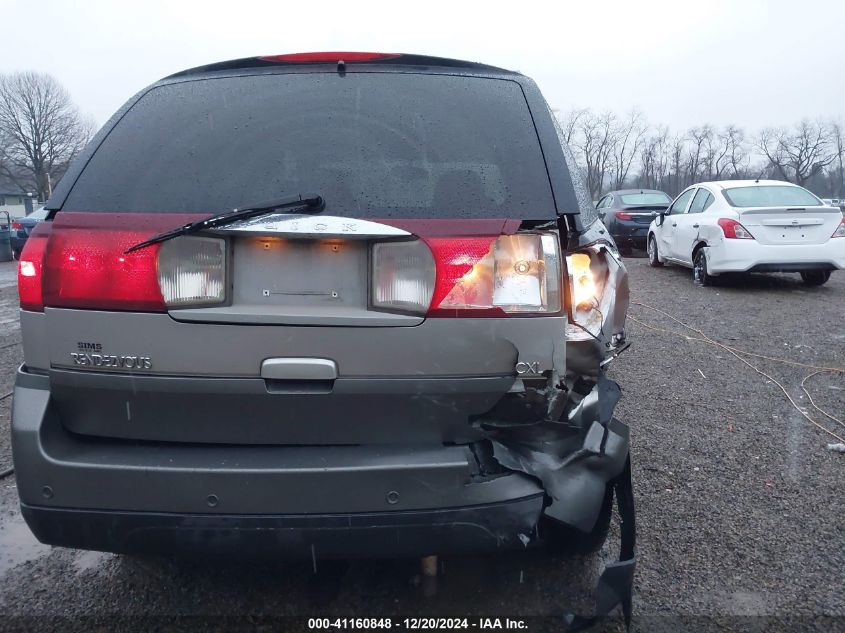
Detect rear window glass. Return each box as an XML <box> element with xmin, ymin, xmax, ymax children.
<box><xmin>620</xmin><ymin>192</ymin><xmax>671</xmax><ymax>205</ymax></box>
<box><xmin>28</xmin><ymin>207</ymin><xmax>49</xmax><ymax>220</ymax></box>
<box><xmin>722</xmin><ymin>186</ymin><xmax>821</xmax><ymax>208</ymax></box>
<box><xmin>62</xmin><ymin>73</ymin><xmax>555</xmax><ymax>219</ymax></box>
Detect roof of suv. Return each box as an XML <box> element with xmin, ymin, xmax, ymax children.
<box><xmin>167</xmin><ymin>52</ymin><xmax>519</xmax><ymax>80</ymax></box>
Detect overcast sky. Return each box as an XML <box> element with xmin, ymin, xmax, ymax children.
<box><xmin>2</xmin><ymin>0</ymin><xmax>843</xmax><ymax>132</ymax></box>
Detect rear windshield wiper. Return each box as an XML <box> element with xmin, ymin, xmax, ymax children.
<box><xmin>125</xmin><ymin>193</ymin><xmax>324</xmax><ymax>253</ymax></box>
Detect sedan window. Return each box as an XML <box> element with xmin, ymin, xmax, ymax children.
<box><xmin>620</xmin><ymin>192</ymin><xmax>671</xmax><ymax>205</ymax></box>
<box><xmin>723</xmin><ymin>185</ymin><xmax>821</xmax><ymax>208</ymax></box>
<box><xmin>688</xmin><ymin>189</ymin><xmax>712</xmax><ymax>214</ymax></box>
<box><xmin>28</xmin><ymin>207</ymin><xmax>50</xmax><ymax>220</ymax></box>
<box><xmin>669</xmin><ymin>189</ymin><xmax>694</xmax><ymax>215</ymax></box>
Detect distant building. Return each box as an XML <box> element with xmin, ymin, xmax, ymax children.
<box><xmin>0</xmin><ymin>173</ymin><xmax>38</xmax><ymax>219</ymax></box>
<box><xmin>0</xmin><ymin>191</ymin><xmax>37</xmax><ymax>219</ymax></box>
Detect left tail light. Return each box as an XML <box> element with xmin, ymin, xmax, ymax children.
<box><xmin>18</xmin><ymin>215</ymin><xmax>226</xmax><ymax>312</ymax></box>
<box><xmin>17</xmin><ymin>226</ymin><xmax>50</xmax><ymax>311</ymax></box>
<box><xmin>11</xmin><ymin>222</ymin><xmax>22</xmax><ymax>230</ymax></box>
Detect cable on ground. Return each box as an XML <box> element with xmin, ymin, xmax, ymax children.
<box><xmin>628</xmin><ymin>301</ymin><xmax>845</xmax><ymax>445</ymax></box>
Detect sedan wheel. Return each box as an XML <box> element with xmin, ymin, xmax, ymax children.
<box><xmin>647</xmin><ymin>236</ymin><xmax>662</xmax><ymax>267</ymax></box>
<box><xmin>800</xmin><ymin>270</ymin><xmax>831</xmax><ymax>286</ymax></box>
<box><xmin>693</xmin><ymin>248</ymin><xmax>713</xmax><ymax>286</ymax></box>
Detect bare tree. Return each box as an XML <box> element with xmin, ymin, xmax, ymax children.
<box><xmin>670</xmin><ymin>133</ymin><xmax>686</xmax><ymax>194</ymax></box>
<box><xmin>572</xmin><ymin>110</ymin><xmax>617</xmax><ymax>199</ymax></box>
<box><xmin>685</xmin><ymin>125</ymin><xmax>712</xmax><ymax>185</ymax></box>
<box><xmin>560</xmin><ymin>106</ymin><xmax>841</xmax><ymax>198</ymax></box>
<box><xmin>609</xmin><ymin>109</ymin><xmax>646</xmax><ymax>190</ymax></box>
<box><xmin>702</xmin><ymin>125</ymin><xmax>748</xmax><ymax>180</ymax></box>
<box><xmin>636</xmin><ymin>125</ymin><xmax>670</xmax><ymax>191</ymax></box>
<box><xmin>758</xmin><ymin>120</ymin><xmax>836</xmax><ymax>186</ymax></box>
<box><xmin>725</xmin><ymin>125</ymin><xmax>750</xmax><ymax>178</ymax></box>
<box><xmin>829</xmin><ymin>119</ymin><xmax>844</xmax><ymax>198</ymax></box>
<box><xmin>554</xmin><ymin>107</ymin><xmax>590</xmax><ymax>145</ymax></box>
<box><xmin>0</xmin><ymin>72</ymin><xmax>93</xmax><ymax>201</ymax></box>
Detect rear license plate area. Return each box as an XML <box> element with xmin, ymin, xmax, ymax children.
<box><xmin>232</xmin><ymin>237</ymin><xmax>368</xmax><ymax>309</ymax></box>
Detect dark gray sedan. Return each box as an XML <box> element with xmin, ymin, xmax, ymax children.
<box><xmin>596</xmin><ymin>189</ymin><xmax>671</xmax><ymax>252</ymax></box>
<box><xmin>10</xmin><ymin>207</ymin><xmax>49</xmax><ymax>259</ymax></box>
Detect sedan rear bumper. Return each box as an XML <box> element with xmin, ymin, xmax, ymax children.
<box><xmin>9</xmin><ymin>235</ymin><xmax>26</xmax><ymax>252</ymax></box>
<box><xmin>707</xmin><ymin>238</ymin><xmax>845</xmax><ymax>273</ymax></box>
<box><xmin>608</xmin><ymin>222</ymin><xmax>650</xmax><ymax>247</ymax></box>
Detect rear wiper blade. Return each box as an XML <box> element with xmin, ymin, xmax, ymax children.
<box><xmin>125</xmin><ymin>193</ymin><xmax>324</xmax><ymax>253</ymax></box>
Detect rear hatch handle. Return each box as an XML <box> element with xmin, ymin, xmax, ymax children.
<box><xmin>261</xmin><ymin>358</ymin><xmax>337</xmax><ymax>395</ymax></box>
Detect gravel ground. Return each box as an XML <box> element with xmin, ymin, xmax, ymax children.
<box><xmin>0</xmin><ymin>257</ymin><xmax>843</xmax><ymax>632</ymax></box>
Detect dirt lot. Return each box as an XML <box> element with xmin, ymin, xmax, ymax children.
<box><xmin>0</xmin><ymin>257</ymin><xmax>843</xmax><ymax>632</ymax></box>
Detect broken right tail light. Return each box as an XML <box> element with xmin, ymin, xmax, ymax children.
<box><xmin>424</xmin><ymin>233</ymin><xmax>562</xmax><ymax>316</ymax></box>
<box><xmin>370</xmin><ymin>233</ymin><xmax>562</xmax><ymax>317</ymax></box>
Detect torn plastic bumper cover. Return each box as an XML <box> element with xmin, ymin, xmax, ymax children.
<box><xmin>489</xmin><ymin>373</ymin><xmax>627</xmax><ymax>532</ymax></box>
<box><xmin>479</xmin><ymin>372</ymin><xmax>636</xmax><ymax>627</ymax></box>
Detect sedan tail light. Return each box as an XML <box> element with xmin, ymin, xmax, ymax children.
<box><xmin>832</xmin><ymin>218</ymin><xmax>845</xmax><ymax>238</ymax></box>
<box><xmin>614</xmin><ymin>211</ymin><xmax>632</xmax><ymax>221</ymax></box>
<box><xmin>717</xmin><ymin>218</ymin><xmax>755</xmax><ymax>239</ymax></box>
<box><xmin>11</xmin><ymin>222</ymin><xmax>23</xmax><ymax>230</ymax></box>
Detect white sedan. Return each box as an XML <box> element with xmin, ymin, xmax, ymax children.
<box><xmin>647</xmin><ymin>180</ymin><xmax>845</xmax><ymax>286</ymax></box>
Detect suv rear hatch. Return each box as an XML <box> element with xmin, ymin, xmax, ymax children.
<box><xmin>22</xmin><ymin>65</ymin><xmax>569</xmax><ymax>446</ymax></box>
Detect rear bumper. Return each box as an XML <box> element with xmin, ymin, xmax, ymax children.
<box><xmin>706</xmin><ymin>238</ymin><xmax>845</xmax><ymax>273</ymax></box>
<box><xmin>609</xmin><ymin>223</ymin><xmax>650</xmax><ymax>246</ymax></box>
<box><xmin>20</xmin><ymin>497</ymin><xmax>544</xmax><ymax>558</ymax></box>
<box><xmin>12</xmin><ymin>366</ymin><xmax>632</xmax><ymax>556</ymax></box>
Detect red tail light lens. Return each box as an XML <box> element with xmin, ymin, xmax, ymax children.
<box><xmin>423</xmin><ymin>233</ymin><xmax>561</xmax><ymax>316</ymax></box>
<box><xmin>17</xmin><ymin>213</ymin><xmax>217</xmax><ymax>313</ymax></box>
<box><xmin>43</xmin><ymin>227</ymin><xmax>167</xmax><ymax>311</ymax></box>
<box><xmin>717</xmin><ymin>218</ymin><xmax>755</xmax><ymax>239</ymax></box>
<box><xmin>18</xmin><ymin>225</ymin><xmax>50</xmax><ymax>312</ymax></box>
<box><xmin>259</xmin><ymin>52</ymin><xmax>400</xmax><ymax>63</ymax></box>
<box><xmin>11</xmin><ymin>222</ymin><xmax>23</xmax><ymax>230</ymax></box>
<box><xmin>614</xmin><ymin>211</ymin><xmax>633</xmax><ymax>221</ymax></box>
